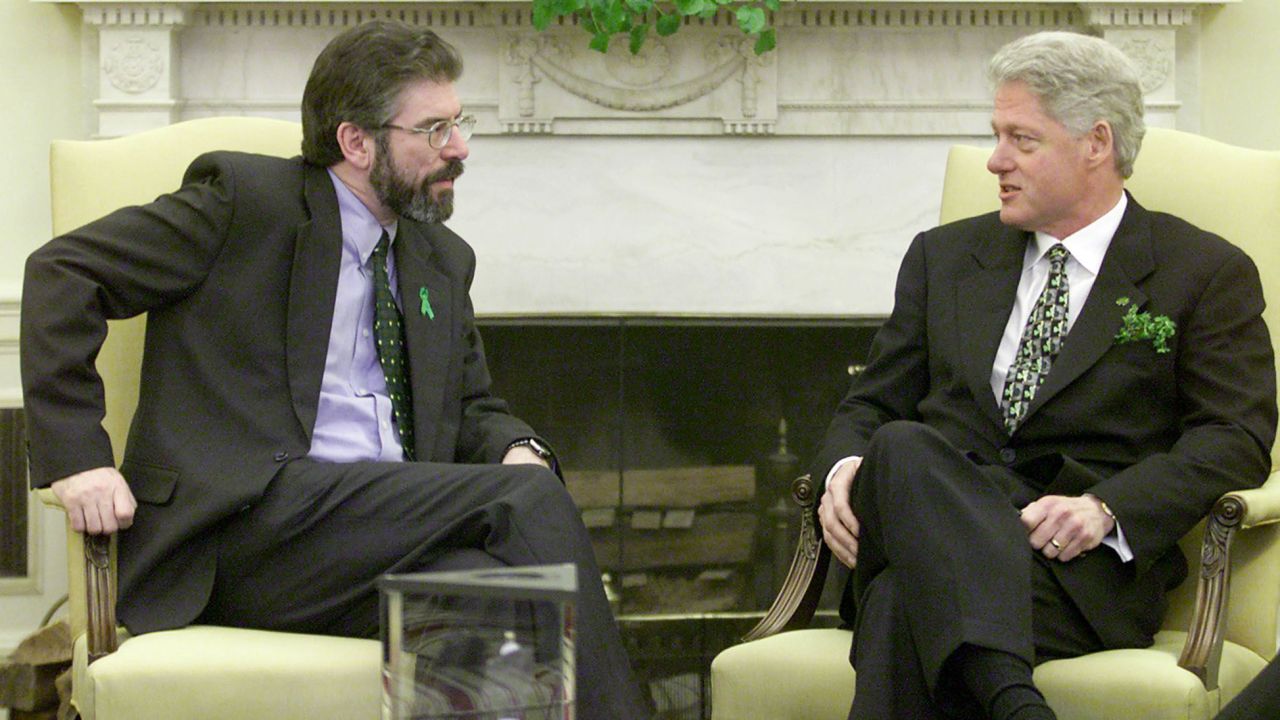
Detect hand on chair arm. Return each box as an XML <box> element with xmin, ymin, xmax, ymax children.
<box><xmin>52</xmin><ymin>466</ymin><xmax>137</xmax><ymax>535</ymax></box>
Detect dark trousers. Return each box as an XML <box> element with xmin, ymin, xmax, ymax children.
<box><xmin>846</xmin><ymin>421</ymin><xmax>1105</xmax><ymax>720</ymax></box>
<box><xmin>195</xmin><ymin>458</ymin><xmax>650</xmax><ymax>720</ymax></box>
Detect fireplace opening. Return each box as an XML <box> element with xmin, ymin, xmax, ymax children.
<box><xmin>480</xmin><ymin>315</ymin><xmax>881</xmax><ymax>718</ymax></box>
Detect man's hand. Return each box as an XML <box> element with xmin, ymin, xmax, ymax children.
<box><xmin>502</xmin><ymin>445</ymin><xmax>550</xmax><ymax>469</ymax></box>
<box><xmin>818</xmin><ymin>458</ymin><xmax>862</xmax><ymax>569</ymax></box>
<box><xmin>51</xmin><ymin>467</ymin><xmax>137</xmax><ymax>535</ymax></box>
<box><xmin>1020</xmin><ymin>494</ymin><xmax>1115</xmax><ymax>562</ymax></box>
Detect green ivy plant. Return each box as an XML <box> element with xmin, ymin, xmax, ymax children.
<box><xmin>530</xmin><ymin>0</ymin><xmax>779</xmax><ymax>56</ymax></box>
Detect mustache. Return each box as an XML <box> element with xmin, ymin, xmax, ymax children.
<box><xmin>425</xmin><ymin>160</ymin><xmax>464</xmax><ymax>185</ymax></box>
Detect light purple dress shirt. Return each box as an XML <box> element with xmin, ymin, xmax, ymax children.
<box><xmin>307</xmin><ymin>170</ymin><xmax>406</xmax><ymax>463</ymax></box>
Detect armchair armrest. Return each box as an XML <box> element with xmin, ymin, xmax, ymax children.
<box><xmin>742</xmin><ymin>475</ymin><xmax>829</xmax><ymax>642</ymax></box>
<box><xmin>1178</xmin><ymin>471</ymin><xmax>1280</xmax><ymax>689</ymax></box>
<box><xmin>743</xmin><ymin>468</ymin><xmax>1280</xmax><ymax>695</ymax></box>
<box><xmin>37</xmin><ymin>488</ymin><xmax>120</xmax><ymax>664</ymax></box>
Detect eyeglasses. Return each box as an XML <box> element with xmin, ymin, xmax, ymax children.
<box><xmin>379</xmin><ymin>115</ymin><xmax>476</xmax><ymax>149</ymax></box>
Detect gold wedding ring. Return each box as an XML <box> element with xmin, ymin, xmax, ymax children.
<box><xmin>1050</xmin><ymin>539</ymin><xmax>1062</xmax><ymax>550</ymax></box>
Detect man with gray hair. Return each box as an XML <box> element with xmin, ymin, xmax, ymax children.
<box><xmin>814</xmin><ymin>31</ymin><xmax>1275</xmax><ymax>719</ymax></box>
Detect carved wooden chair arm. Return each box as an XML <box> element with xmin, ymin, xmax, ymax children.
<box><xmin>743</xmin><ymin>474</ymin><xmax>829</xmax><ymax>642</ymax></box>
<box><xmin>1177</xmin><ymin>474</ymin><xmax>1280</xmax><ymax>689</ymax></box>
<box><xmin>740</xmin><ymin>469</ymin><xmax>1280</xmax><ymax>682</ymax></box>
<box><xmin>37</xmin><ymin>488</ymin><xmax>120</xmax><ymax>664</ymax></box>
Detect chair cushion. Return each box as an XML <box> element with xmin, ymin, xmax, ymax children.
<box><xmin>73</xmin><ymin>625</ymin><xmax>381</xmax><ymax>720</ymax></box>
<box><xmin>709</xmin><ymin>629</ymin><xmax>1268</xmax><ymax>720</ymax></box>
<box><xmin>1036</xmin><ymin>630</ymin><xmax>1266</xmax><ymax>720</ymax></box>
<box><xmin>710</xmin><ymin>629</ymin><xmax>854</xmax><ymax>720</ymax></box>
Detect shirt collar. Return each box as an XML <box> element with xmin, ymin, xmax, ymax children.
<box><xmin>326</xmin><ymin>169</ymin><xmax>398</xmax><ymax>265</ymax></box>
<box><xmin>1029</xmin><ymin>192</ymin><xmax>1127</xmax><ymax>276</ymax></box>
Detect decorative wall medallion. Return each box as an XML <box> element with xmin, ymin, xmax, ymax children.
<box><xmin>1118</xmin><ymin>35</ymin><xmax>1172</xmax><ymax>93</ymax></box>
<box><xmin>103</xmin><ymin>37</ymin><xmax>165</xmax><ymax>94</ymax></box>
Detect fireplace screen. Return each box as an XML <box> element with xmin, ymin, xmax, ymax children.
<box><xmin>1</xmin><ymin>409</ymin><xmax>27</xmax><ymax>579</ymax></box>
<box><xmin>479</xmin><ymin>316</ymin><xmax>879</xmax><ymax>718</ymax></box>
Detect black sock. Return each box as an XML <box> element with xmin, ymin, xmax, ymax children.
<box><xmin>950</xmin><ymin>643</ymin><xmax>1057</xmax><ymax>720</ymax></box>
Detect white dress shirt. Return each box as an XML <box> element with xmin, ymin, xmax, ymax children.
<box><xmin>990</xmin><ymin>194</ymin><xmax>1127</xmax><ymax>399</ymax></box>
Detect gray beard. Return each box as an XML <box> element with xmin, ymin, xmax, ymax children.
<box><xmin>370</xmin><ymin>137</ymin><xmax>457</xmax><ymax>224</ymax></box>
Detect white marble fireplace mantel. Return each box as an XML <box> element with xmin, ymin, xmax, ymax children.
<box><xmin>50</xmin><ymin>0</ymin><xmax>1230</xmax><ymax>315</ymax></box>
<box><xmin>63</xmin><ymin>0</ymin><xmax>1223</xmax><ymax>137</ymax></box>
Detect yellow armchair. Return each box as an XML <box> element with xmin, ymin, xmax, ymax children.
<box><xmin>36</xmin><ymin>117</ymin><xmax>381</xmax><ymax>720</ymax></box>
<box><xmin>709</xmin><ymin>128</ymin><xmax>1280</xmax><ymax>720</ymax></box>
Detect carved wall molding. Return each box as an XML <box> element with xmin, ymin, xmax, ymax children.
<box><xmin>186</xmin><ymin>4</ymin><xmax>485</xmax><ymax>28</ymax></box>
<box><xmin>1084</xmin><ymin>4</ymin><xmax>1198</xmax><ymax>27</ymax></box>
<box><xmin>81</xmin><ymin>2</ymin><xmax>188</xmax><ymax>26</ymax></box>
<box><xmin>504</xmin><ymin>33</ymin><xmax>773</xmax><ymax>117</ymax></box>
<box><xmin>779</xmin><ymin>4</ymin><xmax>1082</xmax><ymax>27</ymax></box>
<box><xmin>497</xmin><ymin>23</ymin><xmax>779</xmax><ymax>133</ymax></box>
<box><xmin>67</xmin><ymin>0</ymin><xmax>1216</xmax><ymax>138</ymax></box>
<box><xmin>81</xmin><ymin>2</ymin><xmax>1201</xmax><ymax>31</ymax></box>
<box><xmin>57</xmin><ymin>0</ymin><xmax>1223</xmax><ymax>318</ymax></box>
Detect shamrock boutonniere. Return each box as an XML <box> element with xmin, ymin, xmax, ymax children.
<box><xmin>1114</xmin><ymin>297</ymin><xmax>1175</xmax><ymax>354</ymax></box>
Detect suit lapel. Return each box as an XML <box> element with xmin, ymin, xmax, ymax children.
<box><xmin>956</xmin><ymin>224</ymin><xmax>1029</xmax><ymax>428</ymax></box>
<box><xmin>1020</xmin><ymin>195</ymin><xmax>1155</xmax><ymax>424</ymax></box>
<box><xmin>286</xmin><ymin>165</ymin><xmax>344</xmax><ymax>440</ymax></box>
<box><xmin>394</xmin><ymin>222</ymin><xmax>453</xmax><ymax>459</ymax></box>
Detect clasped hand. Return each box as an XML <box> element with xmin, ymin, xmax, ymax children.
<box><xmin>1019</xmin><ymin>494</ymin><xmax>1115</xmax><ymax>562</ymax></box>
<box><xmin>817</xmin><ymin>461</ymin><xmax>1116</xmax><ymax>568</ymax></box>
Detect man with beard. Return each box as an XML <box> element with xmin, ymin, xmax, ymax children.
<box><xmin>21</xmin><ymin>20</ymin><xmax>650</xmax><ymax>720</ymax></box>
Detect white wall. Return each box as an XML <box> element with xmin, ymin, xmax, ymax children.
<box><xmin>0</xmin><ymin>0</ymin><xmax>84</xmax><ymax>658</ymax></box>
<box><xmin>1201</xmin><ymin>1</ymin><xmax>1280</xmax><ymax>151</ymax></box>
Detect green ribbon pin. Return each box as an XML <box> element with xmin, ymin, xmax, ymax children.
<box><xmin>419</xmin><ymin>287</ymin><xmax>434</xmax><ymax>320</ymax></box>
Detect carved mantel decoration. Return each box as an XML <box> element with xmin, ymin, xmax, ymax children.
<box><xmin>502</xmin><ymin>32</ymin><xmax>776</xmax><ymax>135</ymax></box>
<box><xmin>53</xmin><ymin>1</ymin><xmax>1229</xmax><ymax>319</ymax></box>
<box><xmin>63</xmin><ymin>1</ymin><xmax>1223</xmax><ymax>138</ymax></box>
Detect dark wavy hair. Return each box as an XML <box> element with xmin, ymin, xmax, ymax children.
<box><xmin>301</xmin><ymin>21</ymin><xmax>462</xmax><ymax>167</ymax></box>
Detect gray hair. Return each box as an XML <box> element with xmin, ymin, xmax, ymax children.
<box><xmin>988</xmin><ymin>31</ymin><xmax>1146</xmax><ymax>178</ymax></box>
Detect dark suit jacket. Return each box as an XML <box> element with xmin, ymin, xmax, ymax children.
<box><xmin>813</xmin><ymin>194</ymin><xmax>1277</xmax><ymax>648</ymax></box>
<box><xmin>22</xmin><ymin>152</ymin><xmax>540</xmax><ymax>632</ymax></box>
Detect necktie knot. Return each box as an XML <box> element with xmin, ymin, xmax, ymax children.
<box><xmin>372</xmin><ymin>231</ymin><xmax>391</xmax><ymax>264</ymax></box>
<box><xmin>1046</xmin><ymin>243</ymin><xmax>1068</xmax><ymax>270</ymax></box>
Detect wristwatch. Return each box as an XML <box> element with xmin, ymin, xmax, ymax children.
<box><xmin>1083</xmin><ymin>493</ymin><xmax>1117</xmax><ymax>527</ymax></box>
<box><xmin>507</xmin><ymin>437</ymin><xmax>557</xmax><ymax>472</ymax></box>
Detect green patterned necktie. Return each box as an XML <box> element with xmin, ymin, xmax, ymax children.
<box><xmin>1001</xmin><ymin>243</ymin><xmax>1071</xmax><ymax>434</ymax></box>
<box><xmin>371</xmin><ymin>231</ymin><xmax>415</xmax><ymax>460</ymax></box>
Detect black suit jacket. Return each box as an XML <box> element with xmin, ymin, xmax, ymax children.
<box><xmin>22</xmin><ymin>152</ymin><xmax>540</xmax><ymax>632</ymax></box>
<box><xmin>813</xmin><ymin>195</ymin><xmax>1277</xmax><ymax>648</ymax></box>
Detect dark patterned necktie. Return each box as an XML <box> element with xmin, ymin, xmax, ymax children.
<box><xmin>371</xmin><ymin>231</ymin><xmax>415</xmax><ymax>460</ymax></box>
<box><xmin>1001</xmin><ymin>243</ymin><xmax>1070</xmax><ymax>434</ymax></box>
